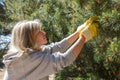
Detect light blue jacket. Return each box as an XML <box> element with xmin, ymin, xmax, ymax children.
<box><xmin>3</xmin><ymin>38</ymin><xmax>75</xmax><ymax>80</ymax></box>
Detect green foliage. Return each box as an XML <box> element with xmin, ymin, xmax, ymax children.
<box><xmin>0</xmin><ymin>0</ymin><xmax>120</xmax><ymax>80</ymax></box>
<box><xmin>0</xmin><ymin>0</ymin><xmax>6</xmax><ymax>20</ymax></box>
<box><xmin>94</xmin><ymin>38</ymin><xmax>120</xmax><ymax>79</ymax></box>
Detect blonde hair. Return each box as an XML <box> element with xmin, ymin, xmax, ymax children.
<box><xmin>8</xmin><ymin>20</ymin><xmax>42</xmax><ymax>54</ymax></box>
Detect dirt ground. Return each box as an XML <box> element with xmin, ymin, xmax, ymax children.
<box><xmin>0</xmin><ymin>69</ymin><xmax>4</xmax><ymax>80</ymax></box>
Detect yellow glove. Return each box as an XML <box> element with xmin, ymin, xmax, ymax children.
<box><xmin>77</xmin><ymin>21</ymin><xmax>88</xmax><ymax>32</ymax></box>
<box><xmin>77</xmin><ymin>15</ymin><xmax>99</xmax><ymax>35</ymax></box>
<box><xmin>77</xmin><ymin>19</ymin><xmax>90</xmax><ymax>33</ymax></box>
<box><xmin>80</xmin><ymin>16</ymin><xmax>99</xmax><ymax>42</ymax></box>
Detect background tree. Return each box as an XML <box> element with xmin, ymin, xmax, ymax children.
<box><xmin>0</xmin><ymin>0</ymin><xmax>120</xmax><ymax>80</ymax></box>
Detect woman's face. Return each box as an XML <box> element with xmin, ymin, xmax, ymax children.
<box><xmin>36</xmin><ymin>30</ymin><xmax>47</xmax><ymax>45</ymax></box>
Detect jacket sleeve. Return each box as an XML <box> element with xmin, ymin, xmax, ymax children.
<box><xmin>42</xmin><ymin>38</ymin><xmax>71</xmax><ymax>54</ymax></box>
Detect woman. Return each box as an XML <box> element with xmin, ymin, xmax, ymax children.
<box><xmin>3</xmin><ymin>20</ymin><xmax>98</xmax><ymax>80</ymax></box>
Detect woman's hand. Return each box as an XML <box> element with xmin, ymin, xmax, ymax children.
<box><xmin>80</xmin><ymin>22</ymin><xmax>99</xmax><ymax>42</ymax></box>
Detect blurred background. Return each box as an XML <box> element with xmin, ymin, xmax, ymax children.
<box><xmin>0</xmin><ymin>0</ymin><xmax>120</xmax><ymax>80</ymax></box>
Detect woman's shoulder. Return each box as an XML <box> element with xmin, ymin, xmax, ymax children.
<box><xmin>3</xmin><ymin>52</ymin><xmax>22</xmax><ymax>61</ymax></box>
